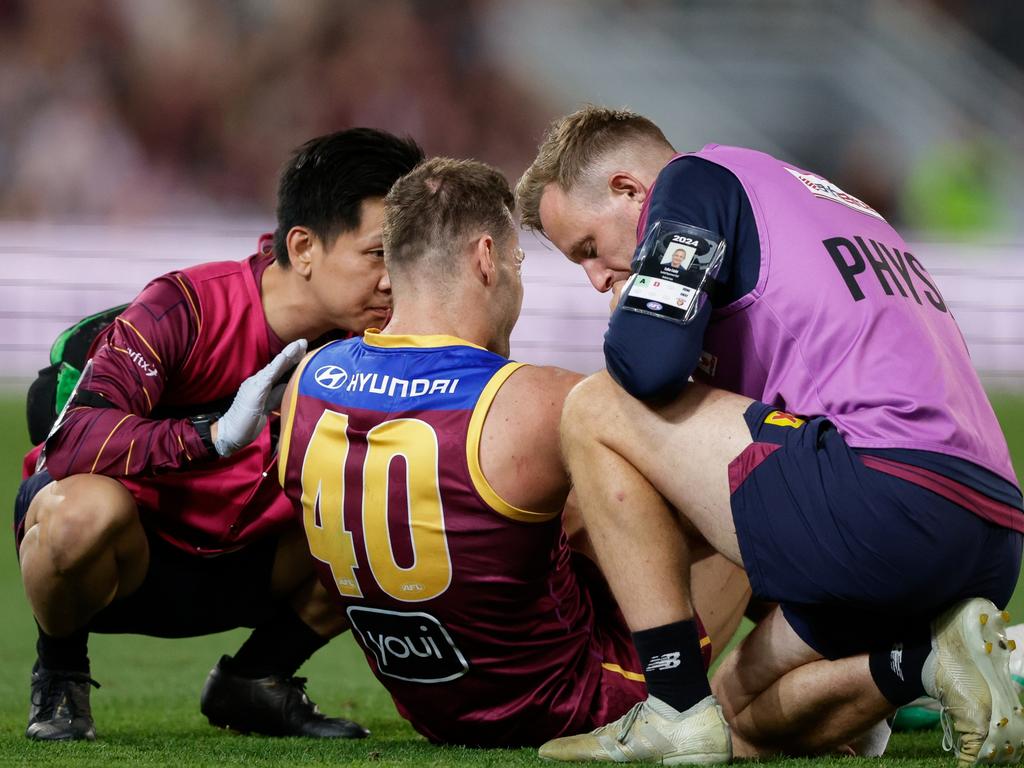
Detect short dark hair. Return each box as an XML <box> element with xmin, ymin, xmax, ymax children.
<box><xmin>383</xmin><ymin>158</ymin><xmax>515</xmax><ymax>278</ymax></box>
<box><xmin>273</xmin><ymin>128</ymin><xmax>425</xmax><ymax>267</ymax></box>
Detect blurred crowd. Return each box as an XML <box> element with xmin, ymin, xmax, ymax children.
<box><xmin>0</xmin><ymin>0</ymin><xmax>549</xmax><ymax>220</ymax></box>
<box><xmin>1</xmin><ymin>0</ymin><xmax>1021</xmax><ymax>236</ymax></box>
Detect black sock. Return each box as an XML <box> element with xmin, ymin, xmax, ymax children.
<box><xmin>36</xmin><ymin>624</ymin><xmax>90</xmax><ymax>674</ymax></box>
<box><xmin>868</xmin><ymin>636</ymin><xmax>931</xmax><ymax>707</ymax></box>
<box><xmin>632</xmin><ymin>619</ymin><xmax>712</xmax><ymax>713</ymax></box>
<box><xmin>227</xmin><ymin>607</ymin><xmax>328</xmax><ymax>679</ymax></box>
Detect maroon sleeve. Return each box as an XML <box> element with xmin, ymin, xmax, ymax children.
<box><xmin>44</xmin><ymin>273</ymin><xmax>213</xmax><ymax>478</ymax></box>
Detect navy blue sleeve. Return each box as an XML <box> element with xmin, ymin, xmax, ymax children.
<box><xmin>604</xmin><ymin>155</ymin><xmax>759</xmax><ymax>400</ymax></box>
<box><xmin>604</xmin><ymin>299</ymin><xmax>712</xmax><ymax>400</ymax></box>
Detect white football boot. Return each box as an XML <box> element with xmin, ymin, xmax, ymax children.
<box><xmin>924</xmin><ymin>598</ymin><xmax>1024</xmax><ymax>766</ymax></box>
<box><xmin>1005</xmin><ymin>624</ymin><xmax>1024</xmax><ymax>693</ymax></box>
<box><xmin>538</xmin><ymin>695</ymin><xmax>731</xmax><ymax>765</ymax></box>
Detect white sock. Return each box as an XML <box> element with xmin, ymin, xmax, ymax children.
<box><xmin>646</xmin><ymin>694</ymin><xmax>715</xmax><ymax>720</ymax></box>
<box><xmin>921</xmin><ymin>647</ymin><xmax>939</xmax><ymax>699</ymax></box>
<box><xmin>847</xmin><ymin>718</ymin><xmax>892</xmax><ymax>757</ymax></box>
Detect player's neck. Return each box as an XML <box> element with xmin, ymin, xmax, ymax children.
<box><xmin>385</xmin><ymin>300</ymin><xmax>498</xmax><ymax>353</ymax></box>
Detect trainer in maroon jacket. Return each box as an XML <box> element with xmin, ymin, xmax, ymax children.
<box><xmin>16</xmin><ymin>128</ymin><xmax>424</xmax><ymax>743</ymax></box>
<box><xmin>26</xmin><ymin>239</ymin><xmax>306</xmax><ymax>552</ymax></box>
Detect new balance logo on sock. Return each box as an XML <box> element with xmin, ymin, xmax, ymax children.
<box><xmin>645</xmin><ymin>652</ymin><xmax>681</xmax><ymax>672</ymax></box>
<box><xmin>890</xmin><ymin>643</ymin><xmax>904</xmax><ymax>682</ymax></box>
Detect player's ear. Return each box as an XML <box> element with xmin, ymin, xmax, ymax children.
<box><xmin>471</xmin><ymin>235</ymin><xmax>498</xmax><ymax>287</ymax></box>
<box><xmin>609</xmin><ymin>172</ymin><xmax>648</xmax><ymax>206</ymax></box>
<box><xmin>286</xmin><ymin>226</ymin><xmax>316</xmax><ymax>277</ymax></box>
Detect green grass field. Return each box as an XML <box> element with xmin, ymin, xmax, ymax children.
<box><xmin>0</xmin><ymin>392</ymin><xmax>1022</xmax><ymax>767</ymax></box>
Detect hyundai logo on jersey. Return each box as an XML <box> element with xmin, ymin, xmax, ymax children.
<box><xmin>314</xmin><ymin>365</ymin><xmax>349</xmax><ymax>390</ymax></box>
<box><xmin>341</xmin><ymin>371</ymin><xmax>460</xmax><ymax>397</ymax></box>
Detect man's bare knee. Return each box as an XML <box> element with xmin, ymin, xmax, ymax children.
<box><xmin>560</xmin><ymin>371</ymin><xmax>620</xmax><ymax>446</ymax></box>
<box><xmin>291</xmin><ymin>577</ymin><xmax>350</xmax><ymax>639</ymax></box>
<box><xmin>272</xmin><ymin>525</ymin><xmax>346</xmax><ymax>637</ymax></box>
<box><xmin>270</xmin><ymin>524</ymin><xmax>317</xmax><ymax>598</ymax></box>
<box><xmin>692</xmin><ymin>555</ymin><xmax>751</xmax><ymax>663</ymax></box>
<box><xmin>29</xmin><ymin>476</ymin><xmax>138</xmax><ymax>576</ymax></box>
<box><xmin>711</xmin><ymin>648</ymin><xmax>746</xmax><ymax>722</ymax></box>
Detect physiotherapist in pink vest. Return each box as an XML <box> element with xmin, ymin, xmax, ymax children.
<box><xmin>516</xmin><ymin>106</ymin><xmax>1023</xmax><ymax>767</ymax></box>
<box><xmin>15</xmin><ymin>129</ymin><xmax>423</xmax><ymax>742</ymax></box>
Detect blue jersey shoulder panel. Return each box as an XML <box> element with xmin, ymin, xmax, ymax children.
<box><xmin>298</xmin><ymin>338</ymin><xmax>509</xmax><ymax>412</ymax></box>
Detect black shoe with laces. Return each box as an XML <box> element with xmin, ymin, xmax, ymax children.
<box><xmin>26</xmin><ymin>661</ymin><xmax>100</xmax><ymax>741</ymax></box>
<box><xmin>200</xmin><ymin>655</ymin><xmax>369</xmax><ymax>738</ymax></box>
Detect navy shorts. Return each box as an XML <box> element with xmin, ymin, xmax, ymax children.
<box><xmin>730</xmin><ymin>401</ymin><xmax>1023</xmax><ymax>659</ymax></box>
<box><xmin>14</xmin><ymin>470</ymin><xmax>280</xmax><ymax>638</ymax></box>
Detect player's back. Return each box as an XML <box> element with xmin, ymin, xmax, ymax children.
<box><xmin>279</xmin><ymin>331</ymin><xmax>624</xmax><ymax>746</ymax></box>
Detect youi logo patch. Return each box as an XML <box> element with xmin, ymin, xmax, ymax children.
<box><xmin>314</xmin><ymin>365</ymin><xmax>349</xmax><ymax>390</ymax></box>
<box><xmin>347</xmin><ymin>607</ymin><xmax>469</xmax><ymax>683</ymax></box>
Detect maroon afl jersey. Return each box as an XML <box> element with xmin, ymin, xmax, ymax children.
<box><xmin>115</xmin><ymin>258</ymin><xmax>296</xmax><ymax>552</ymax></box>
<box><xmin>279</xmin><ymin>332</ymin><xmax>666</xmax><ymax>746</ymax></box>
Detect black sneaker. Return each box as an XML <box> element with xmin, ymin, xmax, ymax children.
<box><xmin>26</xmin><ymin>661</ymin><xmax>100</xmax><ymax>741</ymax></box>
<box><xmin>200</xmin><ymin>655</ymin><xmax>369</xmax><ymax>738</ymax></box>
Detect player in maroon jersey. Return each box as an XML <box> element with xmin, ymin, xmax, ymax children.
<box><xmin>277</xmin><ymin>157</ymin><xmax>751</xmax><ymax>746</ymax></box>
<box><xmin>14</xmin><ymin>129</ymin><xmax>424</xmax><ymax>741</ymax></box>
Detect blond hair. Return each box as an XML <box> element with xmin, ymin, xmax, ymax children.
<box><xmin>516</xmin><ymin>106</ymin><xmax>672</xmax><ymax>234</ymax></box>
<box><xmin>384</xmin><ymin>157</ymin><xmax>515</xmax><ymax>279</ymax></box>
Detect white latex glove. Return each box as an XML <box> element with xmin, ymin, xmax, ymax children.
<box><xmin>212</xmin><ymin>338</ymin><xmax>307</xmax><ymax>456</ymax></box>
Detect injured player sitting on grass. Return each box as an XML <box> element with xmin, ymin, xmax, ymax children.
<box><xmin>276</xmin><ymin>156</ymin><xmax>753</xmax><ymax>748</ymax></box>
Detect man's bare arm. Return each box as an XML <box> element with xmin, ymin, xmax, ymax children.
<box><xmin>479</xmin><ymin>365</ymin><xmax>583</xmax><ymax>516</ymax></box>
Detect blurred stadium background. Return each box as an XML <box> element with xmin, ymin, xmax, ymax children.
<box><xmin>1</xmin><ymin>0</ymin><xmax>1023</xmax><ymax>389</ymax></box>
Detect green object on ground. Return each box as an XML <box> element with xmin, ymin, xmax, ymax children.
<box><xmin>893</xmin><ymin>704</ymin><xmax>941</xmax><ymax>731</ymax></box>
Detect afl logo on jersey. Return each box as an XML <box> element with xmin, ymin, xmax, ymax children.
<box><xmin>314</xmin><ymin>365</ymin><xmax>349</xmax><ymax>390</ymax></box>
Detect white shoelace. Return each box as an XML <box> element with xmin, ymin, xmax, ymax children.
<box><xmin>939</xmin><ymin>706</ymin><xmax>957</xmax><ymax>753</ymax></box>
<box><xmin>616</xmin><ymin>702</ymin><xmax>646</xmax><ymax>745</ymax></box>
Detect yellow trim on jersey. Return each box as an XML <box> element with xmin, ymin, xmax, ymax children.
<box><xmin>177</xmin><ymin>433</ymin><xmax>192</xmax><ymax>461</ymax></box>
<box><xmin>111</xmin><ymin>347</ymin><xmax>159</xmax><ymax>414</ymax></box>
<box><xmin>363</xmin><ymin>330</ymin><xmax>486</xmax><ymax>351</ymax></box>
<box><xmin>90</xmin><ymin>414</ymin><xmax>134</xmax><ymax>473</ymax></box>
<box><xmin>174</xmin><ymin>274</ymin><xmax>202</xmax><ymax>334</ymax></box>
<box><xmin>466</xmin><ymin>362</ymin><xmax>559</xmax><ymax>524</ymax></box>
<box><xmin>115</xmin><ymin>317</ymin><xmax>163</xmax><ymax>365</ymax></box>
<box><xmin>277</xmin><ymin>352</ymin><xmax>316</xmax><ymax>488</ymax></box>
<box><xmin>601</xmin><ymin>663</ymin><xmax>645</xmax><ymax>682</ymax></box>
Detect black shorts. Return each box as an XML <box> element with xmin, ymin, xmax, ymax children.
<box><xmin>15</xmin><ymin>470</ymin><xmax>281</xmax><ymax>638</ymax></box>
<box><xmin>729</xmin><ymin>402</ymin><xmax>1023</xmax><ymax>658</ymax></box>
